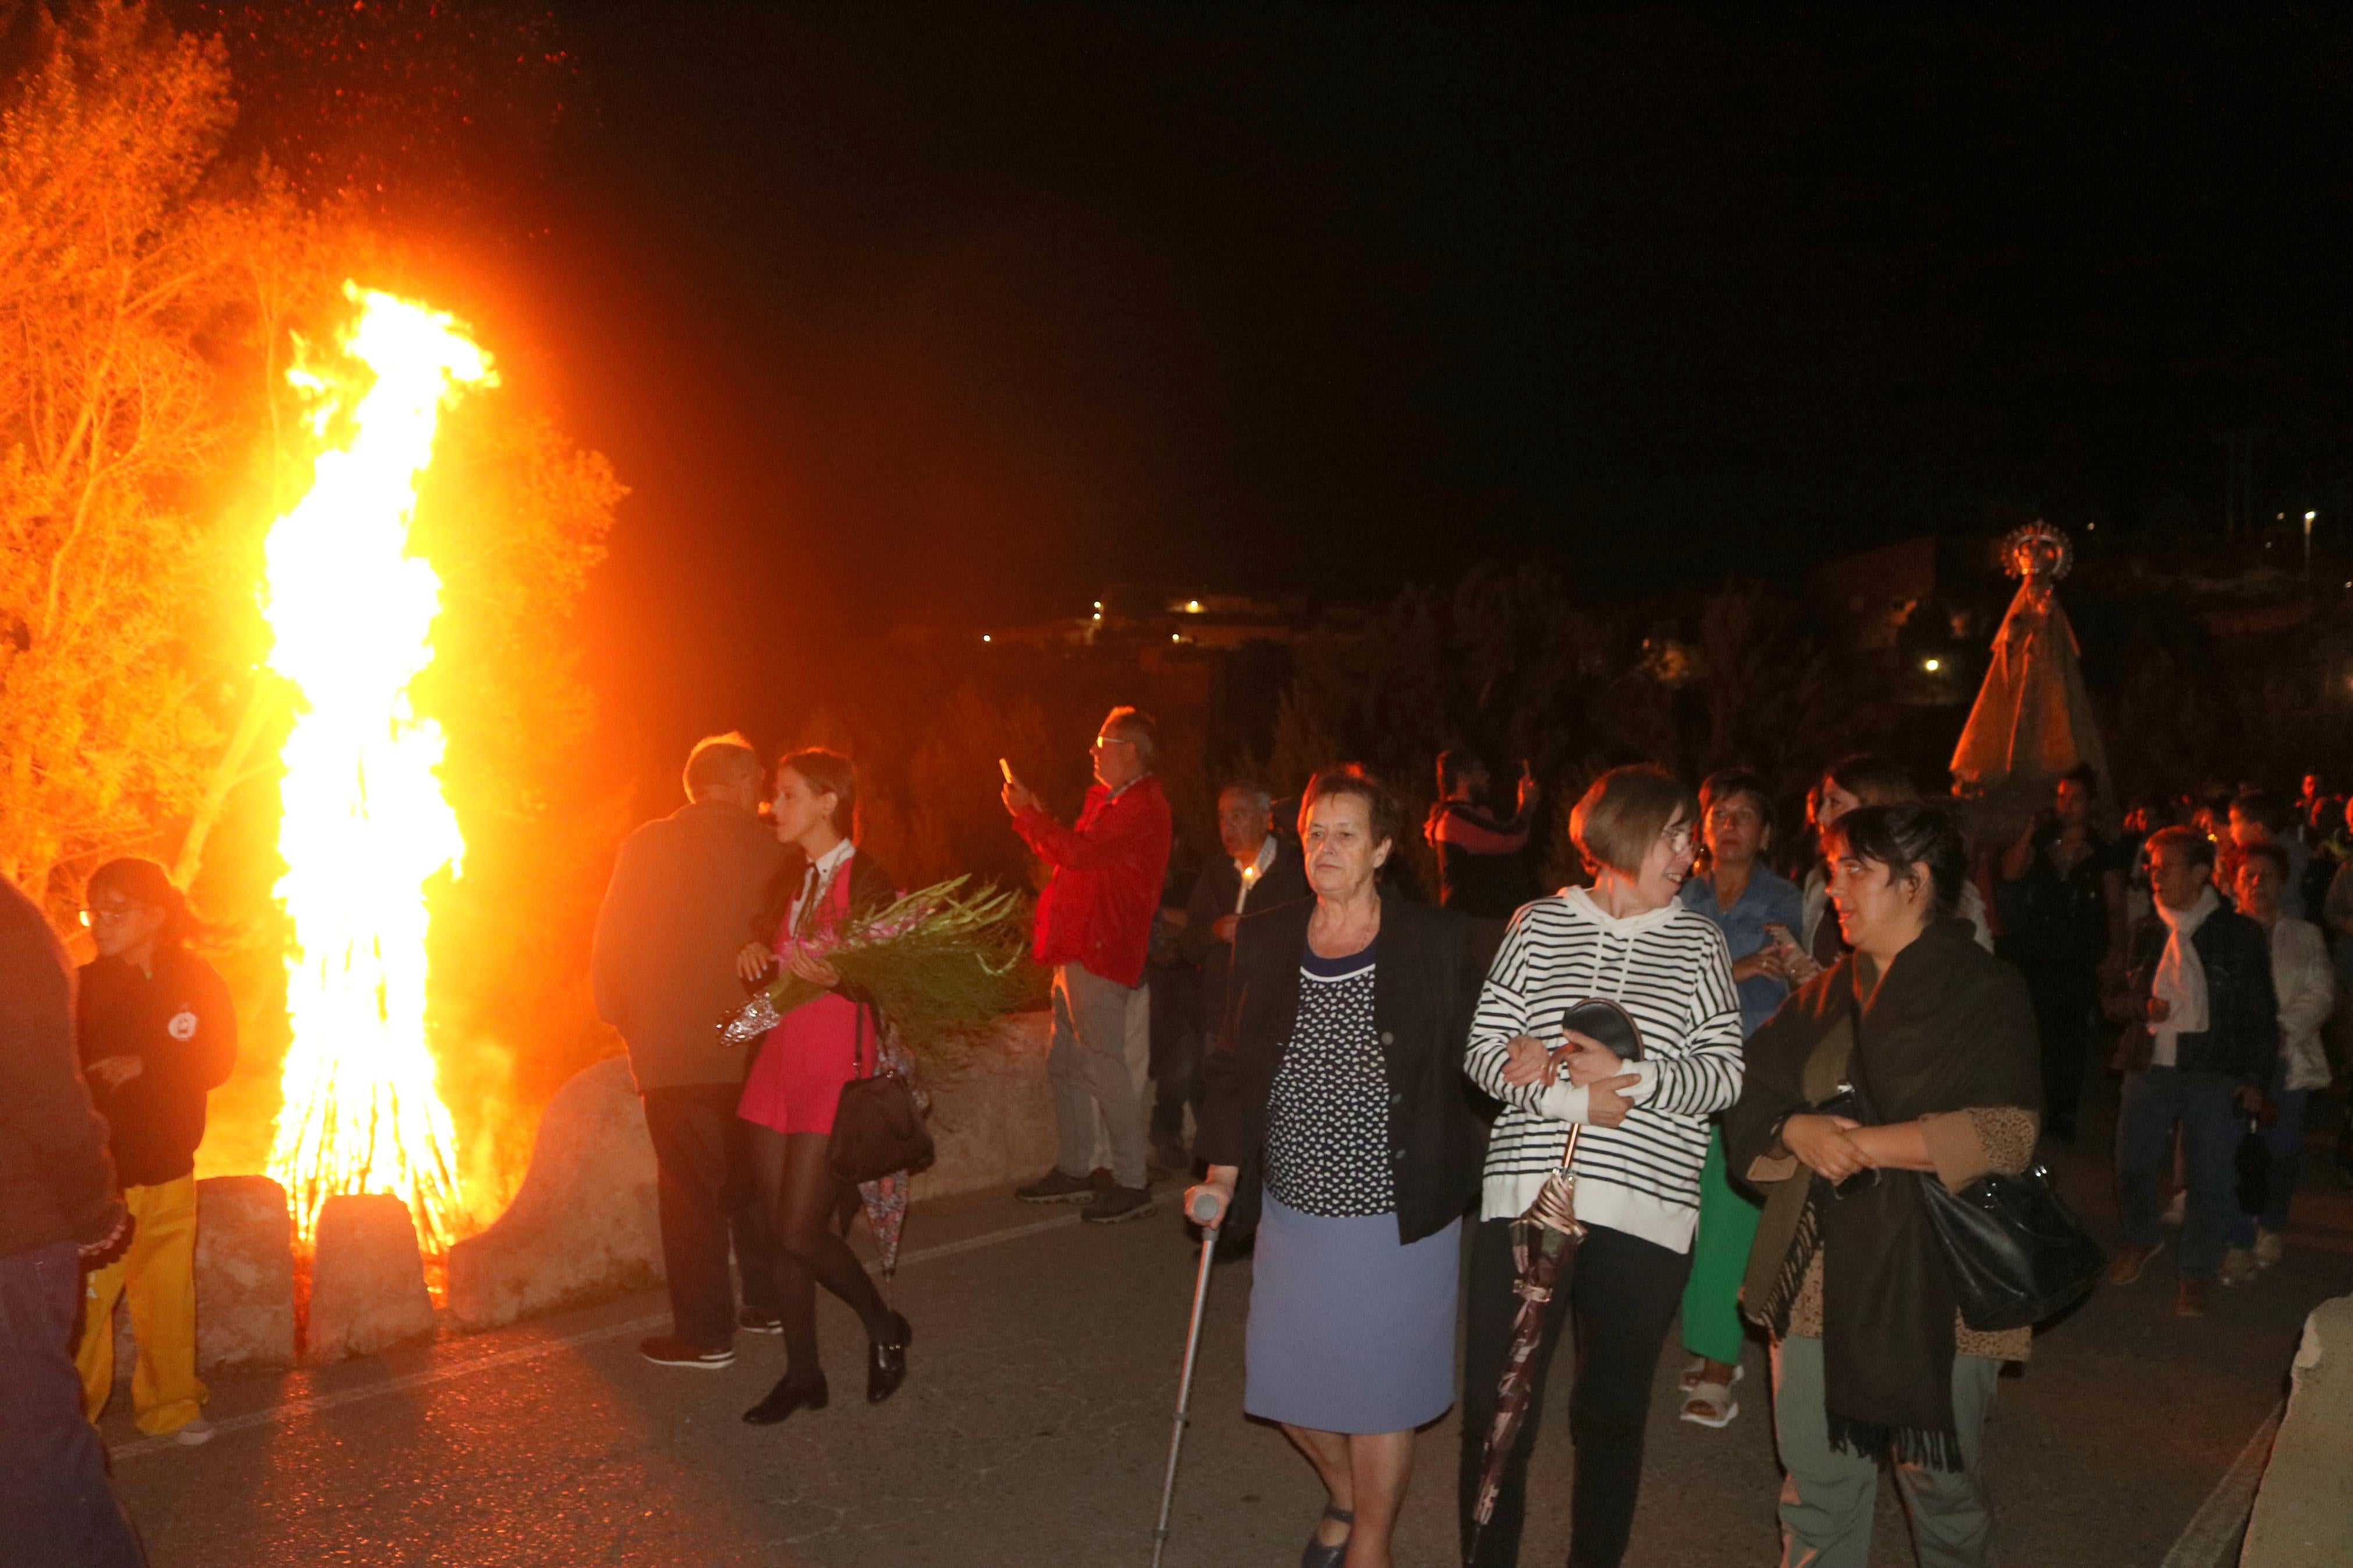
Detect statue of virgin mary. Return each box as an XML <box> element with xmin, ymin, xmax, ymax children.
<box><xmin>1950</xmin><ymin>521</ymin><xmax>2111</xmax><ymax>799</ymax></box>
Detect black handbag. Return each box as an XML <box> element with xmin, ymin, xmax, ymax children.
<box><xmin>828</xmin><ymin>1017</ymin><xmax>935</xmax><ymax>1186</ymax></box>
<box><xmin>1919</xmin><ymin>1162</ymin><xmax>2106</xmax><ymax>1331</ymax></box>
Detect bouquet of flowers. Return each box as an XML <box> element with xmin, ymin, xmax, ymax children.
<box><xmin>717</xmin><ymin>876</ymin><xmax>1039</xmax><ymax>1072</ymax></box>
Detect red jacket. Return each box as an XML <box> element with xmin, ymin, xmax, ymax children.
<box><xmin>1014</xmin><ymin>775</ymin><xmax>1173</xmax><ymax>988</ymax></box>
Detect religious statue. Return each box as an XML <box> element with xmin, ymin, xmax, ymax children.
<box><xmin>1949</xmin><ymin>521</ymin><xmax>2111</xmax><ymax>801</ymax></box>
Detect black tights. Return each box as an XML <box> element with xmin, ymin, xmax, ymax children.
<box><xmin>746</xmin><ymin>1124</ymin><xmax>891</xmax><ymax>1379</ymax></box>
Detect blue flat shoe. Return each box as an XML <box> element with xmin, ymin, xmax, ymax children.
<box><xmin>1300</xmin><ymin>1504</ymin><xmax>1353</xmax><ymax>1568</ymax></box>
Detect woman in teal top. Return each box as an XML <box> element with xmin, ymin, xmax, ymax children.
<box><xmin>1674</xmin><ymin>769</ymin><xmax>1804</xmax><ymax>1428</ymax></box>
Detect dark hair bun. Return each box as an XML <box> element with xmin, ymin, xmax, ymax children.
<box><xmin>1830</xmin><ymin>801</ymin><xmax>1967</xmax><ymax>915</ymax></box>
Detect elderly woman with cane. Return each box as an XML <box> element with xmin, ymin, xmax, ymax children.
<box><xmin>1726</xmin><ymin>802</ymin><xmax>2039</xmax><ymax>1568</ymax></box>
<box><xmin>1188</xmin><ymin>768</ymin><xmax>1485</xmax><ymax>1568</ymax></box>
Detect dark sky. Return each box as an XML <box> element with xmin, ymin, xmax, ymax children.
<box><xmin>493</xmin><ymin>4</ymin><xmax>2353</xmax><ymax>728</ymax></box>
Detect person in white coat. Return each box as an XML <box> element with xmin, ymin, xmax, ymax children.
<box><xmin>2224</xmin><ymin>842</ymin><xmax>2334</xmax><ymax>1279</ymax></box>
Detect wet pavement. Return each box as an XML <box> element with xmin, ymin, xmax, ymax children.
<box><xmin>105</xmin><ymin>1133</ymin><xmax>2353</xmax><ymax>1567</ymax></box>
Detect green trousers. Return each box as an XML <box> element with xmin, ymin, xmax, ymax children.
<box><xmin>1678</xmin><ymin>1126</ymin><xmax>1761</xmax><ymax>1364</ymax></box>
<box><xmin>1770</xmin><ymin>1334</ymin><xmax>2001</xmax><ymax>1568</ymax></box>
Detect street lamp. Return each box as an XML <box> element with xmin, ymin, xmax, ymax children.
<box><xmin>2305</xmin><ymin>511</ymin><xmax>2317</xmax><ymax>579</ymax></box>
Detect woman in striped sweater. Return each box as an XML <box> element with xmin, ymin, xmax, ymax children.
<box><xmin>1456</xmin><ymin>765</ymin><xmax>1744</xmax><ymax>1568</ymax></box>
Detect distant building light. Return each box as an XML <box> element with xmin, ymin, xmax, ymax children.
<box><xmin>1184</xmin><ymin>599</ymin><xmax>1202</xmax><ymax>614</ymax></box>
<box><xmin>982</xmin><ymin>634</ymin><xmax>992</xmax><ymax>643</ymax></box>
<box><xmin>2085</xmin><ymin>522</ymin><xmax>2096</xmax><ymax>531</ymax></box>
<box><xmin>1092</xmin><ymin>600</ymin><xmax>1103</xmax><ymax>611</ymax></box>
<box><xmin>1170</xmin><ymin>632</ymin><xmax>1181</xmax><ymax>643</ymax></box>
<box><xmin>1923</xmin><ymin>657</ymin><xmax>1942</xmax><ymax>673</ymax></box>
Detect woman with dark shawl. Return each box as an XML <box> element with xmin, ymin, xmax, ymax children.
<box><xmin>1725</xmin><ymin>802</ymin><xmax>2039</xmax><ymax>1568</ymax></box>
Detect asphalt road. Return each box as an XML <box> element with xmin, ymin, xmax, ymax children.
<box><xmin>104</xmin><ymin>1136</ymin><xmax>2351</xmax><ymax>1567</ymax></box>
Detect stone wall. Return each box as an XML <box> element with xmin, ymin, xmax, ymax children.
<box><xmin>2241</xmin><ymin>1293</ymin><xmax>2353</xmax><ymax>1568</ymax></box>
<box><xmin>445</xmin><ymin>1011</ymin><xmax>1059</xmax><ymax>1332</ymax></box>
<box><xmin>445</xmin><ymin>1054</ymin><xmax>662</xmax><ymax>1332</ymax></box>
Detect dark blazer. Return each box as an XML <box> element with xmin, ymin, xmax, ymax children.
<box><xmin>2121</xmin><ymin>903</ymin><xmax>2280</xmax><ymax>1085</ymax></box>
<box><xmin>1178</xmin><ymin>839</ymin><xmax>1312</xmax><ymax>1026</ymax></box>
<box><xmin>1196</xmin><ymin>890</ymin><xmax>1488</xmax><ymax>1245</ymax></box>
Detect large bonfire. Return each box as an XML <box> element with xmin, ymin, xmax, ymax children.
<box><xmin>263</xmin><ymin>283</ymin><xmax>492</xmax><ymax>1254</ymax></box>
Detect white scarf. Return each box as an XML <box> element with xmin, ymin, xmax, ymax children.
<box><xmin>2150</xmin><ymin>886</ymin><xmax>2218</xmax><ymax>1066</ymax></box>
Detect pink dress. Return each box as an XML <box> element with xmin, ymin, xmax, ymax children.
<box><xmin>737</xmin><ymin>856</ymin><xmax>875</xmax><ymax>1136</ymax></box>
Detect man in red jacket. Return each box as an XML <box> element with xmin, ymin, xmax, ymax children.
<box><xmin>1003</xmin><ymin>706</ymin><xmax>1173</xmax><ymax>1224</ymax></box>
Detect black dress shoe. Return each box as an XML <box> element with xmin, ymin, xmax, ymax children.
<box><xmin>867</xmin><ymin>1311</ymin><xmax>912</xmax><ymax>1404</ymax></box>
<box><xmin>742</xmin><ymin>1373</ymin><xmax>828</xmax><ymax>1426</ymax></box>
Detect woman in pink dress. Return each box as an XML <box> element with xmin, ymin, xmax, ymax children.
<box><xmin>733</xmin><ymin>748</ymin><xmax>911</xmax><ymax>1425</ymax></box>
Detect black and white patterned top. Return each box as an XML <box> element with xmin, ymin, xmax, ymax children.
<box><xmin>1264</xmin><ymin>944</ymin><xmax>1394</xmax><ymax>1218</ymax></box>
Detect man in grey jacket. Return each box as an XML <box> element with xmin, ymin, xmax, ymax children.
<box><xmin>1</xmin><ymin>876</ymin><xmax>142</xmax><ymax>1565</ymax></box>
<box><xmin>594</xmin><ymin>734</ymin><xmax>789</xmax><ymax>1368</ymax></box>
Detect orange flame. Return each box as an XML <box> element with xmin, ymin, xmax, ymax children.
<box><xmin>263</xmin><ymin>283</ymin><xmax>493</xmax><ymax>1253</ymax></box>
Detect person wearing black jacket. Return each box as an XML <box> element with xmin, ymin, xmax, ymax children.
<box><xmin>2109</xmin><ymin>825</ymin><xmax>2281</xmax><ymax>1317</ymax></box>
<box><xmin>1159</xmin><ymin>783</ymin><xmax>1310</xmax><ymax>1167</ymax></box>
<box><xmin>1</xmin><ymin>874</ymin><xmax>141</xmax><ymax>1565</ymax></box>
<box><xmin>1994</xmin><ymin>766</ymin><xmax>2125</xmax><ymax>1142</ymax></box>
<box><xmin>1423</xmin><ymin>748</ymin><xmax>1541</xmax><ymax>920</ymax></box>
<box><xmin>72</xmin><ymin>858</ymin><xmax>236</xmax><ymax>1446</ymax></box>
<box><xmin>1190</xmin><ymin>769</ymin><xmax>1485</xmax><ymax>1568</ymax></box>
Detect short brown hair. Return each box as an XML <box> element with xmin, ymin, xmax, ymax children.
<box><xmin>1300</xmin><ymin>766</ymin><xmax>1403</xmax><ymax>851</ymax></box>
<box><xmin>2146</xmin><ymin>823</ymin><xmax>2217</xmax><ymax>870</ymax></box>
<box><xmin>2237</xmin><ymin>839</ymin><xmax>2290</xmax><ymax>880</ymax></box>
<box><xmin>779</xmin><ymin>747</ymin><xmax>858</xmax><ymax>837</ymax></box>
<box><xmin>1824</xmin><ymin>753</ymin><xmax>1915</xmax><ymax>808</ymax></box>
<box><xmin>1571</xmin><ymin>765</ymin><xmax>1698</xmax><ymax>877</ymax></box>
<box><xmin>1699</xmin><ymin>767</ymin><xmax>1774</xmax><ymax>839</ymax></box>
<box><xmin>683</xmin><ymin>732</ymin><xmax>761</xmax><ymax>799</ymax></box>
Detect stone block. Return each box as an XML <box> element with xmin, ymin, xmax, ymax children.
<box><xmin>445</xmin><ymin>1054</ymin><xmax>660</xmax><ymax>1332</ymax></box>
<box><xmin>441</xmin><ymin>1020</ymin><xmax>1060</xmax><ymax>1336</ymax></box>
<box><xmin>920</xmin><ymin>1011</ymin><xmax>1057</xmax><ymax>1201</ymax></box>
<box><xmin>307</xmin><ymin>1193</ymin><xmax>435</xmax><ymax>1363</ymax></box>
<box><xmin>194</xmin><ymin>1175</ymin><xmax>296</xmax><ymax>1371</ymax></box>
<box><xmin>2242</xmin><ymin>1293</ymin><xmax>2353</xmax><ymax>1568</ymax></box>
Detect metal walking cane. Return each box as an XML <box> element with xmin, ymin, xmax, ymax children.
<box><xmin>1149</xmin><ymin>1190</ymin><xmax>1223</xmax><ymax>1568</ymax></box>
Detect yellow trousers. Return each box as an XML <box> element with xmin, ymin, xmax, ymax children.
<box><xmin>75</xmin><ymin>1173</ymin><xmax>207</xmax><ymax>1435</ymax></box>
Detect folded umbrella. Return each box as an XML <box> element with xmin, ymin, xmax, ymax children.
<box><xmin>1466</xmin><ymin>998</ymin><xmax>1644</xmax><ymax>1560</ymax></box>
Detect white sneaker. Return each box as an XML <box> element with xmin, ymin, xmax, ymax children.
<box><xmin>2218</xmin><ymin>1248</ymin><xmax>2259</xmax><ymax>1286</ymax></box>
<box><xmin>172</xmin><ymin>1417</ymin><xmax>216</xmax><ymax>1446</ymax></box>
<box><xmin>2253</xmin><ymin>1228</ymin><xmax>2284</xmax><ymax>1269</ymax></box>
<box><xmin>2160</xmin><ymin>1190</ymin><xmax>2187</xmax><ymax>1228</ymax></box>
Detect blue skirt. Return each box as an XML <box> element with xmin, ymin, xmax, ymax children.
<box><xmin>1244</xmin><ymin>1193</ymin><xmax>1463</xmax><ymax>1434</ymax></box>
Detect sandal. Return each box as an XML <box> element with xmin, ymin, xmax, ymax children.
<box><xmin>1679</xmin><ymin>1363</ymin><xmax>1742</xmax><ymax>1429</ymax></box>
<box><xmin>1300</xmin><ymin>1504</ymin><xmax>1354</xmax><ymax>1568</ymax></box>
<box><xmin>1678</xmin><ymin>1356</ymin><xmax>1742</xmax><ymax>1395</ymax></box>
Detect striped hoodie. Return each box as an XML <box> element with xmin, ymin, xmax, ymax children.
<box><xmin>1464</xmin><ymin>885</ymin><xmax>1743</xmax><ymax>1253</ymax></box>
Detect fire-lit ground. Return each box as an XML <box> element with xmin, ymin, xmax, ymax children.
<box><xmin>107</xmin><ymin>1137</ymin><xmax>2348</xmax><ymax>1568</ymax></box>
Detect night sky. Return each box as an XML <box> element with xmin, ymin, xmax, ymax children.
<box><xmin>476</xmin><ymin>5</ymin><xmax>2353</xmax><ymax>729</ymax></box>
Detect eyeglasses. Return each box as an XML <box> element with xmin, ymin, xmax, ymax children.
<box><xmin>1659</xmin><ymin>823</ymin><xmax>1695</xmax><ymax>854</ymax></box>
<box><xmin>1091</xmin><ymin>735</ymin><xmax>1135</xmax><ymax>752</ymax></box>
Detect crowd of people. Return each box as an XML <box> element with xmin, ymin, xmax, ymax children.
<box><xmin>996</xmin><ymin>712</ymin><xmax>2334</xmax><ymax>1566</ymax></box>
<box><xmin>5</xmin><ymin>697</ymin><xmax>2341</xmax><ymax>1566</ymax></box>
